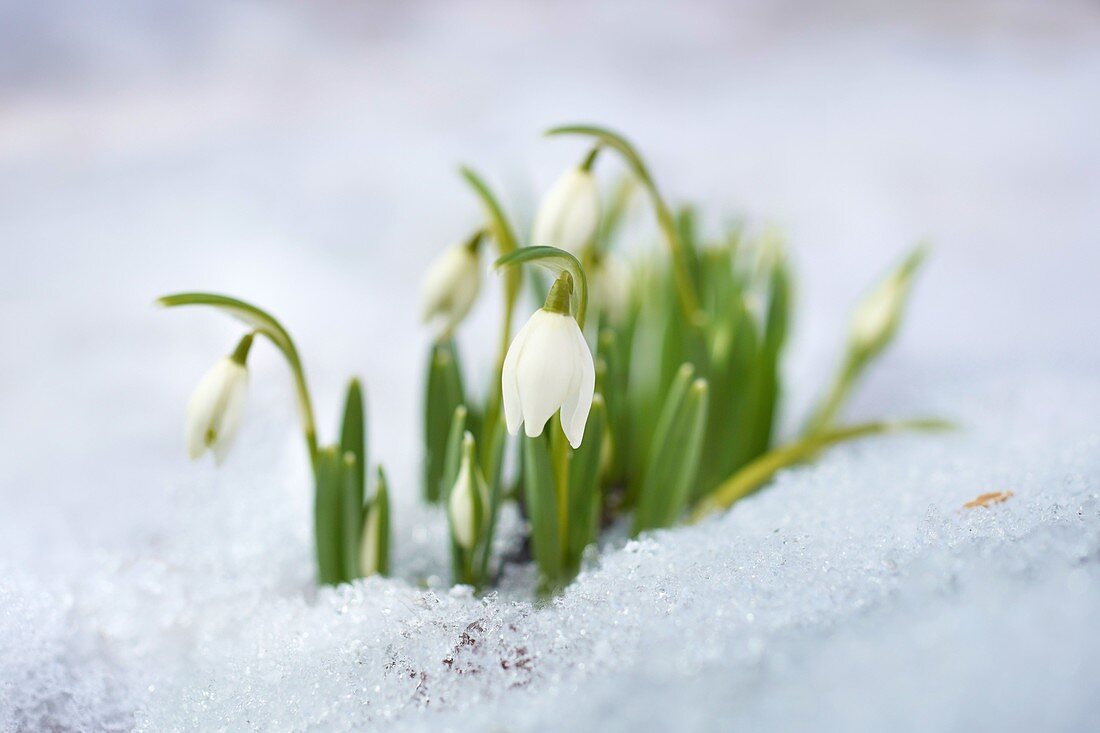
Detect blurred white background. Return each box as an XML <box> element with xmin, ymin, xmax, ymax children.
<box><xmin>1</xmin><ymin>0</ymin><xmax>1098</xmax><ymax>572</ymax></box>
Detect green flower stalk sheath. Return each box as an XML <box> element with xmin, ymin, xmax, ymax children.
<box><xmin>460</xmin><ymin>167</ymin><xmax>521</xmax><ymax>465</ymax></box>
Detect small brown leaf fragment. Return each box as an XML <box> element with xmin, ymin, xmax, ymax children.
<box><xmin>963</xmin><ymin>491</ymin><xmax>1014</xmax><ymax>509</ymax></box>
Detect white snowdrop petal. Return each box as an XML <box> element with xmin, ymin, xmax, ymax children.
<box><xmin>185</xmin><ymin>359</ymin><xmax>234</xmax><ymax>461</ymax></box>
<box><xmin>516</xmin><ymin>312</ymin><xmax>576</xmax><ymax>436</ymax></box>
<box><xmin>561</xmin><ymin>321</ymin><xmax>595</xmax><ymax>449</ymax></box>
<box><xmin>211</xmin><ymin>367</ymin><xmax>249</xmax><ymax>465</ymax></box>
<box><xmin>502</xmin><ymin>317</ymin><xmax>535</xmax><ymax>436</ymax></box>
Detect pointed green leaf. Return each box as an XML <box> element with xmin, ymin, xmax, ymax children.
<box><xmin>314</xmin><ymin>446</ymin><xmax>344</xmax><ymax>585</ymax></box>
<box><xmin>633</xmin><ymin>376</ymin><xmax>709</xmax><ymax>534</ymax></box>
<box><xmin>340</xmin><ymin>451</ymin><xmax>361</xmax><ymax>580</ymax></box>
<box><xmin>440</xmin><ymin>404</ymin><xmax>468</xmax><ymax>503</ymax></box>
<box><xmin>373</xmin><ymin>466</ymin><xmax>391</xmax><ymax>576</ymax></box>
<box><xmin>424</xmin><ymin>340</ymin><xmax>465</xmax><ymax>502</ymax></box>
<box><xmin>566</xmin><ymin>394</ymin><xmax>607</xmax><ymax>572</ymax></box>
<box><xmin>632</xmin><ymin>363</ymin><xmax>694</xmax><ymax>532</ymax></box>
<box><xmin>692</xmin><ymin>418</ymin><xmax>954</xmax><ymax>522</ymax></box>
<box><xmin>339</xmin><ymin>378</ymin><xmax>366</xmax><ymax>514</ymax></box>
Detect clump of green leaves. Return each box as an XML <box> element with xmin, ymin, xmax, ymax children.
<box><xmin>160</xmin><ymin>123</ymin><xmax>943</xmax><ymax>596</ymax></box>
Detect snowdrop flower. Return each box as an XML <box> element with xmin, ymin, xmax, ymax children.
<box><xmin>421</xmin><ymin>231</ymin><xmax>483</xmax><ymax>338</ymax></box>
<box><xmin>850</xmin><ymin>249</ymin><xmax>924</xmax><ymax>357</ymax></box>
<box><xmin>185</xmin><ymin>333</ymin><xmax>252</xmax><ymax>464</ymax></box>
<box><xmin>447</xmin><ymin>432</ymin><xmax>489</xmax><ymax>550</ymax></box>
<box><xmin>502</xmin><ymin>274</ymin><xmax>595</xmax><ymax>448</ymax></box>
<box><xmin>531</xmin><ymin>157</ymin><xmax>600</xmax><ymax>256</ymax></box>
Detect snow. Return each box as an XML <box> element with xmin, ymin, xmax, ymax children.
<box><xmin>2</xmin><ymin>1</ymin><xmax>1099</xmax><ymax>731</ymax></box>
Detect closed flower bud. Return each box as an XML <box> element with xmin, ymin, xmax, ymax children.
<box><xmin>421</xmin><ymin>233</ymin><xmax>483</xmax><ymax>338</ymax></box>
<box><xmin>359</xmin><ymin>500</ymin><xmax>382</xmax><ymax>576</ymax></box>
<box><xmin>850</xmin><ymin>249</ymin><xmax>924</xmax><ymax>357</ymax></box>
<box><xmin>359</xmin><ymin>468</ymin><xmax>390</xmax><ymax>577</ymax></box>
<box><xmin>447</xmin><ymin>433</ymin><xmax>488</xmax><ymax>550</ymax></box>
<box><xmin>502</xmin><ymin>276</ymin><xmax>596</xmax><ymax>449</ymax></box>
<box><xmin>532</xmin><ymin>166</ymin><xmax>600</xmax><ymax>256</ymax></box>
<box><xmin>185</xmin><ymin>334</ymin><xmax>252</xmax><ymax>464</ymax></box>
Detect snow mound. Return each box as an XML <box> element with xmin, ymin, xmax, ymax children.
<box><xmin>2</xmin><ymin>371</ymin><xmax>1096</xmax><ymax>732</ymax></box>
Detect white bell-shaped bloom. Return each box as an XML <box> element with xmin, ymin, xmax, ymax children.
<box><xmin>532</xmin><ymin>166</ymin><xmax>600</xmax><ymax>255</ymax></box>
<box><xmin>185</xmin><ymin>356</ymin><xmax>249</xmax><ymax>464</ymax></box>
<box><xmin>502</xmin><ymin>308</ymin><xmax>595</xmax><ymax>449</ymax></box>
<box><xmin>421</xmin><ymin>242</ymin><xmax>481</xmax><ymax>337</ymax></box>
<box><xmin>447</xmin><ymin>433</ymin><xmax>488</xmax><ymax>550</ymax></box>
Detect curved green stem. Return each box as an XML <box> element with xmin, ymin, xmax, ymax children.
<box><xmin>460</xmin><ymin>166</ymin><xmax>521</xmax><ymax>358</ymax></box>
<box><xmin>157</xmin><ymin>292</ymin><xmax>319</xmax><ymax>470</ymax></box>
<box><xmin>803</xmin><ymin>353</ymin><xmax>861</xmax><ymax>438</ymax></box>
<box><xmin>460</xmin><ymin>167</ymin><xmax>522</xmax><ymax>453</ymax></box>
<box><xmin>689</xmin><ymin>418</ymin><xmax>953</xmax><ymax>523</ymax></box>
<box><xmin>546</xmin><ymin>124</ymin><xmax>702</xmax><ymax>326</ymax></box>
<box><xmin>494</xmin><ymin>245</ymin><xmax>589</xmax><ymax>328</ymax></box>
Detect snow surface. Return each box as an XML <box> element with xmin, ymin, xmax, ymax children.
<box><xmin>2</xmin><ymin>1</ymin><xmax>1099</xmax><ymax>731</ymax></box>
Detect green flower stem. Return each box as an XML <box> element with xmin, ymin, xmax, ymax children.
<box><xmin>551</xmin><ymin>422</ymin><xmax>571</xmax><ymax>554</ymax></box>
<box><xmin>689</xmin><ymin>418</ymin><xmax>953</xmax><ymax>523</ymax></box>
<box><xmin>494</xmin><ymin>246</ymin><xmax>588</xmax><ymax>328</ymax></box>
<box><xmin>803</xmin><ymin>352</ymin><xmax>861</xmax><ymax>438</ymax></box>
<box><xmin>460</xmin><ymin>167</ymin><xmax>521</xmax><ymax>461</ymax></box>
<box><xmin>546</xmin><ymin>124</ymin><xmax>703</xmax><ymax>327</ymax></box>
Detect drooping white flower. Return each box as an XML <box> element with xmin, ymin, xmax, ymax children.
<box><xmin>502</xmin><ymin>301</ymin><xmax>595</xmax><ymax>449</ymax></box>
<box><xmin>447</xmin><ymin>432</ymin><xmax>488</xmax><ymax>550</ymax></box>
<box><xmin>185</xmin><ymin>343</ymin><xmax>251</xmax><ymax>464</ymax></box>
<box><xmin>421</xmin><ymin>238</ymin><xmax>481</xmax><ymax>338</ymax></box>
<box><xmin>531</xmin><ymin>166</ymin><xmax>600</xmax><ymax>256</ymax></box>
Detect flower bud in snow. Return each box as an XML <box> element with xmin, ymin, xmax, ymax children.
<box><xmin>531</xmin><ymin>165</ymin><xmax>600</xmax><ymax>256</ymax></box>
<box><xmin>359</xmin><ymin>500</ymin><xmax>382</xmax><ymax>576</ymax></box>
<box><xmin>185</xmin><ymin>334</ymin><xmax>252</xmax><ymax>464</ymax></box>
<box><xmin>502</xmin><ymin>275</ymin><xmax>595</xmax><ymax>449</ymax></box>
<box><xmin>421</xmin><ymin>233</ymin><xmax>483</xmax><ymax>338</ymax></box>
<box><xmin>359</xmin><ymin>468</ymin><xmax>390</xmax><ymax>577</ymax></box>
<box><xmin>447</xmin><ymin>432</ymin><xmax>488</xmax><ymax>550</ymax></box>
<box><xmin>850</xmin><ymin>249</ymin><xmax>924</xmax><ymax>357</ymax></box>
